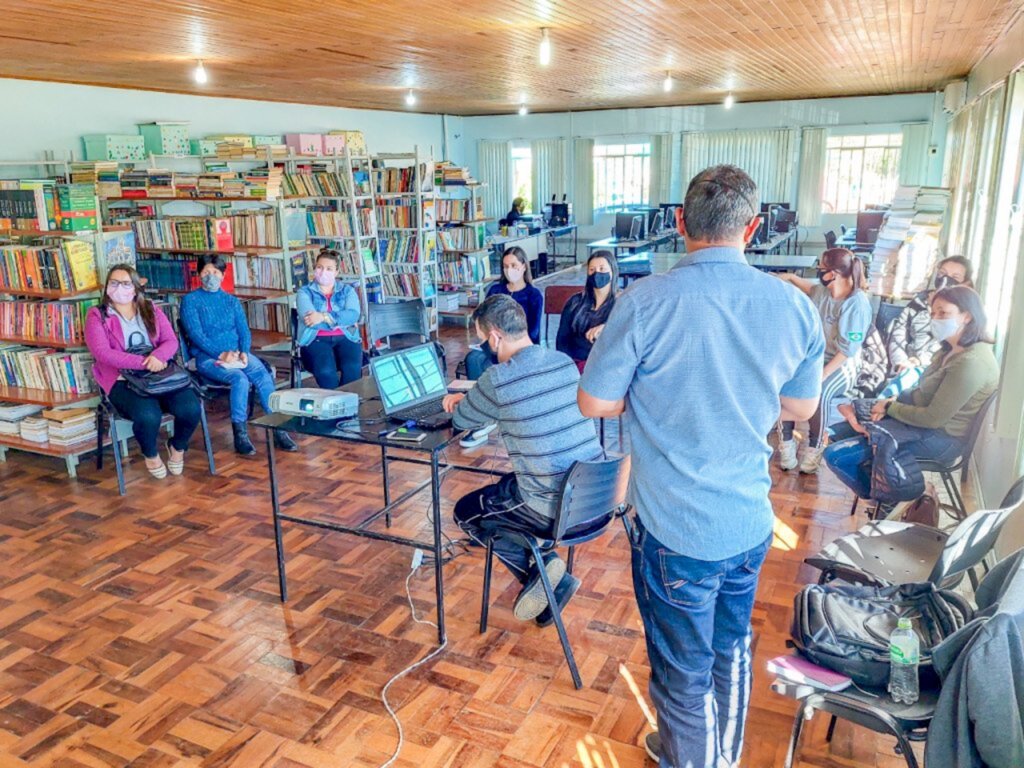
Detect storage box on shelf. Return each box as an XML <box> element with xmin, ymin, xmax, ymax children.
<box><xmin>137</xmin><ymin>122</ymin><xmax>190</xmax><ymax>156</ymax></box>
<box><xmin>82</xmin><ymin>134</ymin><xmax>146</xmax><ymax>162</ymax></box>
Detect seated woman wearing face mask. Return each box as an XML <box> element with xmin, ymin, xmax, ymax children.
<box><xmin>180</xmin><ymin>255</ymin><xmax>298</xmax><ymax>456</ymax></box>
<box><xmin>879</xmin><ymin>255</ymin><xmax>974</xmax><ymax>397</ymax></box>
<box><xmin>555</xmin><ymin>250</ymin><xmax>618</xmax><ymax>373</ymax></box>
<box><xmin>463</xmin><ymin>246</ymin><xmax>543</xmax><ymax>380</ymax></box>
<box><xmin>295</xmin><ymin>249</ymin><xmax>363</xmax><ymax>389</ymax></box>
<box><xmin>825</xmin><ymin>285</ymin><xmax>998</xmax><ymax>503</ymax></box>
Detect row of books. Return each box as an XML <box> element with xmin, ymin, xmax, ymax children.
<box><xmin>0</xmin><ymin>299</ymin><xmax>98</xmax><ymax>344</ymax></box>
<box><xmin>437</xmin><ymin>198</ymin><xmax>484</xmax><ymax>223</ymax></box>
<box><xmin>0</xmin><ymin>180</ymin><xmax>97</xmax><ymax>232</ymax></box>
<box><xmin>379</xmin><ymin>235</ymin><xmax>422</xmax><ymax>263</ymax></box>
<box><xmin>438</xmin><ymin>225</ymin><xmax>486</xmax><ymax>252</ymax></box>
<box><xmin>229</xmin><ymin>256</ymin><xmax>286</xmax><ymax>290</ymax></box>
<box><xmin>307</xmin><ymin>209</ymin><xmax>355</xmax><ymax>239</ymax></box>
<box><xmin>1</xmin><ymin>241</ymin><xmax>99</xmax><ymax>293</ymax></box>
<box><xmin>132</xmin><ymin>217</ymin><xmax>235</xmax><ymax>252</ymax></box>
<box><xmin>106</xmin><ymin>167</ymin><xmax>286</xmax><ymax>200</ymax></box>
<box><xmin>0</xmin><ymin>343</ymin><xmax>96</xmax><ymax>394</ymax></box>
<box><xmin>372</xmin><ymin>164</ymin><xmax>433</xmax><ymax>194</ymax></box>
<box><xmin>437</xmin><ymin>253</ymin><xmax>491</xmax><ymax>285</ymax></box>
<box><xmin>333</xmin><ymin>247</ymin><xmax>379</xmax><ymax>277</ymax></box>
<box><xmin>282</xmin><ymin>170</ymin><xmax>351</xmax><ymax>198</ymax></box>
<box><xmin>245</xmin><ymin>301</ymin><xmax>290</xmax><ymax>334</ymax></box>
<box><xmin>135</xmin><ymin>257</ymin><xmax>200</xmax><ymax>292</ymax></box>
<box><xmin>381</xmin><ymin>268</ymin><xmax>435</xmax><ymax>300</ymax></box>
<box><xmin>377</xmin><ymin>201</ymin><xmax>426</xmax><ymax>229</ymax></box>
<box><xmin>227</xmin><ymin>210</ymin><xmax>281</xmax><ymax>247</ymax></box>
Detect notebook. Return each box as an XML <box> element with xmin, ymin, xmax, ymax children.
<box><xmin>766</xmin><ymin>653</ymin><xmax>852</xmax><ymax>692</ymax></box>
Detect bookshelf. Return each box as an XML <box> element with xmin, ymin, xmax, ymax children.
<box><xmin>433</xmin><ymin>167</ymin><xmax>490</xmax><ymax>327</ymax></box>
<box><xmin>373</xmin><ymin>146</ymin><xmax>438</xmax><ymax>332</ymax></box>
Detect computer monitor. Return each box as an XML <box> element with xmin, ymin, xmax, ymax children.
<box><xmin>761</xmin><ymin>202</ymin><xmax>791</xmax><ymax>213</ymax></box>
<box><xmin>615</xmin><ymin>213</ymin><xmax>644</xmax><ymax>240</ymax></box>
<box><xmin>855</xmin><ymin>210</ymin><xmax>886</xmax><ymax>245</ymax></box>
<box><xmin>749</xmin><ymin>213</ymin><xmax>771</xmax><ymax>245</ymax></box>
<box><xmin>368</xmin><ymin>343</ymin><xmax>447</xmax><ymax>415</ymax></box>
<box><xmin>774</xmin><ymin>208</ymin><xmax>798</xmax><ymax>233</ymax></box>
<box><xmin>650</xmin><ymin>211</ymin><xmax>664</xmax><ymax>234</ymax></box>
<box><xmin>628</xmin><ymin>216</ymin><xmax>642</xmax><ymax>241</ymax></box>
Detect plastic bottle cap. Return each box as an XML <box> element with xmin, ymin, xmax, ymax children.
<box><xmin>897</xmin><ymin>617</ymin><xmax>912</xmax><ymax>630</ymax></box>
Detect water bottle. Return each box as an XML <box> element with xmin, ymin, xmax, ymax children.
<box><xmin>888</xmin><ymin>617</ymin><xmax>920</xmax><ymax>704</ymax></box>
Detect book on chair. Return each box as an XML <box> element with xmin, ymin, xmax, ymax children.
<box><xmin>767</xmin><ymin>653</ymin><xmax>852</xmax><ymax>692</ymax></box>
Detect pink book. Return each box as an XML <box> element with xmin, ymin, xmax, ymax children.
<box><xmin>766</xmin><ymin>654</ymin><xmax>852</xmax><ymax>692</ymax></box>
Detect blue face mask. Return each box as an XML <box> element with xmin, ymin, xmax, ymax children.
<box><xmin>930</xmin><ymin>317</ymin><xmax>962</xmax><ymax>342</ymax></box>
<box><xmin>201</xmin><ymin>272</ymin><xmax>223</xmax><ymax>292</ymax></box>
<box><xmin>587</xmin><ymin>272</ymin><xmax>612</xmax><ymax>290</ymax></box>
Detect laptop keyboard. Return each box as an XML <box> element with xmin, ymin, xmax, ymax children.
<box><xmin>395</xmin><ymin>398</ymin><xmax>445</xmax><ymax>421</ymax></box>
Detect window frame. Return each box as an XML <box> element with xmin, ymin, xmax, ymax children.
<box><xmin>592</xmin><ymin>141</ymin><xmax>652</xmax><ymax>214</ymax></box>
<box><xmin>821</xmin><ymin>133</ymin><xmax>904</xmax><ymax>215</ymax></box>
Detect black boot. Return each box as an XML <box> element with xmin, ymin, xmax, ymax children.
<box><xmin>232</xmin><ymin>421</ymin><xmax>256</xmax><ymax>456</ymax></box>
<box><xmin>274</xmin><ymin>430</ymin><xmax>299</xmax><ymax>452</ymax></box>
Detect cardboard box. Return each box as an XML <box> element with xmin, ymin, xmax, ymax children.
<box><xmin>321</xmin><ymin>134</ymin><xmax>346</xmax><ymax>155</ymax></box>
<box><xmin>284</xmin><ymin>133</ymin><xmax>322</xmax><ymax>156</ymax></box>
<box><xmin>137</xmin><ymin>122</ymin><xmax>190</xmax><ymax>156</ymax></box>
<box><xmin>190</xmin><ymin>139</ymin><xmax>219</xmax><ymax>156</ymax></box>
<box><xmin>252</xmin><ymin>134</ymin><xmax>283</xmax><ymax>147</ymax></box>
<box><xmin>329</xmin><ymin>130</ymin><xmax>366</xmax><ymax>155</ymax></box>
<box><xmin>82</xmin><ymin>134</ymin><xmax>146</xmax><ymax>161</ymax></box>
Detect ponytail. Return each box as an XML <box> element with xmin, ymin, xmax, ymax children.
<box><xmin>821</xmin><ymin>248</ymin><xmax>865</xmax><ymax>293</ymax></box>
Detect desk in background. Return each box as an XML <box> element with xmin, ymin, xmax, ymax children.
<box><xmin>745</xmin><ymin>229</ymin><xmax>797</xmax><ymax>256</ymax></box>
<box><xmin>250</xmin><ymin>376</ymin><xmax>503</xmax><ymax>644</ymax></box>
<box><xmin>546</xmin><ymin>224</ymin><xmax>579</xmax><ymax>267</ymax></box>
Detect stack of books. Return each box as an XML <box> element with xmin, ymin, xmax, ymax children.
<box><xmin>19</xmin><ymin>416</ymin><xmax>49</xmax><ymax>443</ymax></box>
<box><xmin>434</xmin><ymin>162</ymin><xmax>474</xmax><ymax>186</ymax></box>
<box><xmin>43</xmin><ymin>407</ymin><xmax>97</xmax><ymax>447</ymax></box>
<box><xmin>0</xmin><ymin>403</ymin><xmax>43</xmax><ymax>437</ymax></box>
<box><xmin>870</xmin><ymin>186</ymin><xmax>952</xmax><ymax>297</ymax></box>
<box><xmin>146</xmin><ymin>169</ymin><xmax>176</xmax><ymax>198</ymax></box>
<box><xmin>120</xmin><ymin>169</ymin><xmax>149</xmax><ymax>198</ymax></box>
<box><xmin>70</xmin><ymin>161</ymin><xmax>121</xmax><ymax>198</ymax></box>
<box><xmin>56</xmin><ymin>183</ymin><xmax>99</xmax><ymax>232</ymax></box>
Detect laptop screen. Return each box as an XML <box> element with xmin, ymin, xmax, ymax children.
<box><xmin>370</xmin><ymin>343</ymin><xmax>447</xmax><ymax>414</ymax></box>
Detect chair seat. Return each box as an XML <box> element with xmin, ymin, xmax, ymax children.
<box><xmin>779</xmin><ymin>680</ymin><xmax>939</xmax><ymax>731</ymax></box>
<box><xmin>806</xmin><ymin>520</ymin><xmax>948</xmax><ymax>585</ymax></box>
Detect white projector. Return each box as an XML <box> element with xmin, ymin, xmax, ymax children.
<box><xmin>269</xmin><ymin>388</ymin><xmax>359</xmax><ymax>420</ymax></box>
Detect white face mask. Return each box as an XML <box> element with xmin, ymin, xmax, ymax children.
<box><xmin>930</xmin><ymin>317</ymin><xmax>962</xmax><ymax>342</ymax></box>
<box><xmin>504</xmin><ymin>267</ymin><xmax>524</xmax><ymax>284</ymax></box>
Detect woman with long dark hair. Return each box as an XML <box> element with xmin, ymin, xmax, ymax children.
<box><xmin>776</xmin><ymin>247</ymin><xmax>874</xmax><ymax>473</ymax></box>
<box><xmin>556</xmin><ymin>250</ymin><xmax>618</xmax><ymax>372</ymax></box>
<box><xmin>825</xmin><ymin>285</ymin><xmax>999</xmax><ymax>503</ymax></box>
<box><xmin>84</xmin><ymin>264</ymin><xmax>202</xmax><ymax>478</ymax></box>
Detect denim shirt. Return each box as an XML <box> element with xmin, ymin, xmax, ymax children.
<box><xmin>295</xmin><ymin>281</ymin><xmax>362</xmax><ymax>346</ymax></box>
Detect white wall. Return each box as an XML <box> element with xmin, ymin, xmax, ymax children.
<box><xmin>462</xmin><ymin>92</ymin><xmax>945</xmax><ymax>248</ymax></box>
<box><xmin>0</xmin><ymin>78</ymin><xmax>447</xmax><ymax>176</ymax></box>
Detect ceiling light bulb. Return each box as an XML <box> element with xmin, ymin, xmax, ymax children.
<box><xmin>194</xmin><ymin>60</ymin><xmax>208</xmax><ymax>85</ymax></box>
<box><xmin>405</xmin><ymin>89</ymin><xmax>416</xmax><ymax>107</ymax></box>
<box><xmin>663</xmin><ymin>72</ymin><xmax>673</xmax><ymax>92</ymax></box>
<box><xmin>539</xmin><ymin>28</ymin><xmax>551</xmax><ymax>66</ymax></box>
<box><xmin>518</xmin><ymin>103</ymin><xmax>529</xmax><ymax>116</ymax></box>
<box><xmin>724</xmin><ymin>93</ymin><xmax>735</xmax><ymax>109</ymax></box>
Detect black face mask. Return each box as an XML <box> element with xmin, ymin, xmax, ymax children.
<box><xmin>934</xmin><ymin>274</ymin><xmax>961</xmax><ymax>291</ymax></box>
<box><xmin>817</xmin><ymin>270</ymin><xmax>836</xmax><ymax>288</ymax></box>
<box><xmin>587</xmin><ymin>272</ymin><xmax>612</xmax><ymax>290</ymax></box>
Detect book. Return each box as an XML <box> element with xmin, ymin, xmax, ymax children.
<box><xmin>63</xmin><ymin>240</ymin><xmax>99</xmax><ymax>290</ymax></box>
<box><xmin>766</xmin><ymin>654</ymin><xmax>852</xmax><ymax>692</ymax></box>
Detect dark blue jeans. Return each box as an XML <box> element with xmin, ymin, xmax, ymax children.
<box><xmin>465</xmin><ymin>341</ymin><xmax>497</xmax><ymax>381</ymax></box>
<box><xmin>300</xmin><ymin>334</ymin><xmax>363</xmax><ymax>389</ymax></box>
<box><xmin>629</xmin><ymin>516</ymin><xmax>771</xmax><ymax>768</ymax></box>
<box><xmin>824</xmin><ymin>419</ymin><xmax>964</xmax><ymax>499</ymax></box>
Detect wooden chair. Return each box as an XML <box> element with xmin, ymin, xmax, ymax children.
<box><xmin>543</xmin><ymin>284</ymin><xmax>581</xmax><ymax>346</ymax></box>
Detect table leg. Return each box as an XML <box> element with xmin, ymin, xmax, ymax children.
<box><xmin>381</xmin><ymin>444</ymin><xmax>392</xmax><ymax>527</ymax></box>
<box><xmin>267</xmin><ymin>429</ymin><xmax>288</xmax><ymax>602</ymax></box>
<box><xmin>431</xmin><ymin>451</ymin><xmax>446</xmax><ymax>644</ymax></box>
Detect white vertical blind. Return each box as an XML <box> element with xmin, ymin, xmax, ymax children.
<box><xmin>680</xmin><ymin>128</ymin><xmax>795</xmax><ymax>203</ymax></box>
<box><xmin>899</xmin><ymin>123</ymin><xmax>931</xmax><ymax>186</ymax></box>
<box><xmin>796</xmin><ymin>127</ymin><xmax>826</xmax><ymax>227</ymax></box>
<box><xmin>477</xmin><ymin>140</ymin><xmax>511</xmax><ymax>222</ymax></box>
<box><xmin>531</xmin><ymin>138</ymin><xmax>569</xmax><ymax>212</ymax></box>
<box><xmin>572</xmin><ymin>138</ymin><xmax>595</xmax><ymax>226</ymax></box>
<box><xmin>649</xmin><ymin>133</ymin><xmax>674</xmax><ymax>205</ymax></box>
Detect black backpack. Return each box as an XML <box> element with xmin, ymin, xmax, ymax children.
<box><xmin>790</xmin><ymin>581</ymin><xmax>973</xmax><ymax>687</ymax></box>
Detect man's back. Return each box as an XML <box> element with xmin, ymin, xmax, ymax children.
<box><xmin>455</xmin><ymin>345</ymin><xmax>603</xmax><ymax>519</ymax></box>
<box><xmin>580</xmin><ymin>247</ymin><xmax>823</xmax><ymax>560</ymax></box>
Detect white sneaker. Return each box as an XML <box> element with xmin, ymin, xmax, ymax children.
<box><xmin>777</xmin><ymin>439</ymin><xmax>798</xmax><ymax>471</ymax></box>
<box><xmin>459</xmin><ymin>422</ymin><xmax>497</xmax><ymax>449</ymax></box>
<box><xmin>799</xmin><ymin>444</ymin><xmax>826</xmax><ymax>474</ymax></box>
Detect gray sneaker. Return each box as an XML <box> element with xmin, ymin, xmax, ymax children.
<box><xmin>512</xmin><ymin>554</ymin><xmax>567</xmax><ymax>621</ymax></box>
<box><xmin>460</xmin><ymin>422</ymin><xmax>497</xmax><ymax>449</ymax></box>
<box><xmin>644</xmin><ymin>731</ymin><xmax>660</xmax><ymax>763</ymax></box>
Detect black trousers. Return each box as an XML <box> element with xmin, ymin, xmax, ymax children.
<box><xmin>107</xmin><ymin>381</ymin><xmax>202</xmax><ymax>458</ymax></box>
<box><xmin>300</xmin><ymin>334</ymin><xmax>363</xmax><ymax>389</ymax></box>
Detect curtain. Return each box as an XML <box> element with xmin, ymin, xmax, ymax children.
<box><xmin>572</xmin><ymin>138</ymin><xmax>595</xmax><ymax>226</ymax></box>
<box><xmin>477</xmin><ymin>140</ymin><xmax>511</xmax><ymax>222</ymax></box>
<box><xmin>649</xmin><ymin>133</ymin><xmax>674</xmax><ymax>205</ymax></box>
<box><xmin>531</xmin><ymin>138</ymin><xmax>569</xmax><ymax>213</ymax></box>
<box><xmin>680</xmin><ymin>128</ymin><xmax>795</xmax><ymax>203</ymax></box>
<box><xmin>796</xmin><ymin>127</ymin><xmax>826</xmax><ymax>227</ymax></box>
<box><xmin>899</xmin><ymin>123</ymin><xmax>931</xmax><ymax>186</ymax></box>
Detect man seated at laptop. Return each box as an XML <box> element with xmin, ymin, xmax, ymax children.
<box><xmin>442</xmin><ymin>294</ymin><xmax>604</xmax><ymax>623</ymax></box>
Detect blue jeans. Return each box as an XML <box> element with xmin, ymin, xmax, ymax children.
<box><xmin>630</xmin><ymin>516</ymin><xmax>771</xmax><ymax>768</ymax></box>
<box><xmin>300</xmin><ymin>335</ymin><xmax>363</xmax><ymax>389</ymax></box>
<box><xmin>824</xmin><ymin>420</ymin><xmax>964</xmax><ymax>499</ymax></box>
<box><xmin>196</xmin><ymin>356</ymin><xmax>275</xmax><ymax>423</ymax></box>
<box><xmin>465</xmin><ymin>341</ymin><xmax>496</xmax><ymax>381</ymax></box>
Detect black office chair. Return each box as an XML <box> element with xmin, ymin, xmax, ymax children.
<box><xmin>848</xmin><ymin>390</ymin><xmax>998</xmax><ymax>522</ymax></box>
<box><xmin>824</xmin><ymin>230</ymin><xmax>838</xmax><ymax>249</ymax></box>
<box><xmin>95</xmin><ymin>384</ymin><xmax>217</xmax><ymax>496</ymax></box>
<box><xmin>478</xmin><ymin>455</ymin><xmax>631</xmax><ymax>689</ymax></box>
<box><xmin>289</xmin><ymin>307</ymin><xmax>304</xmax><ymax>389</ymax></box>
<box><xmin>840</xmin><ymin>225</ymin><xmax>847</xmax><ymax>236</ymax></box>
<box><xmin>809</xmin><ymin>476</ymin><xmax>1024</xmax><ymax>591</ymax></box>
<box><xmin>367</xmin><ymin>299</ymin><xmax>447</xmax><ymax>374</ymax></box>
<box><xmin>875</xmin><ymin>300</ymin><xmax>905</xmax><ymax>346</ymax></box>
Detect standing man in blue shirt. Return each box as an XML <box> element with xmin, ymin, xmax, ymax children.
<box><xmin>578</xmin><ymin>165</ymin><xmax>824</xmax><ymax>768</ymax></box>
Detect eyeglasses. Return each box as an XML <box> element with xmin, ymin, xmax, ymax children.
<box><xmin>108</xmin><ymin>280</ymin><xmax>133</xmax><ymax>288</ymax></box>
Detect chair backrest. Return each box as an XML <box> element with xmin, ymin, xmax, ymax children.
<box><xmin>959</xmin><ymin>389</ymin><xmax>1000</xmax><ymax>472</ymax></box>
<box><xmin>552</xmin><ymin>455</ymin><xmax>631</xmax><ymax>541</ymax></box>
<box><xmin>824</xmin><ymin>230</ymin><xmax>837</xmax><ymax>249</ymax></box>
<box><xmin>289</xmin><ymin>307</ymin><xmax>301</xmax><ymax>351</ymax></box>
<box><xmin>874</xmin><ymin>300</ymin><xmax>904</xmax><ymax>341</ymax></box>
<box><xmin>544</xmin><ymin>285</ymin><xmax>581</xmax><ymax>317</ymax></box>
<box><xmin>930</xmin><ymin>475</ymin><xmax>1024</xmax><ymax>584</ymax></box>
<box><xmin>367</xmin><ymin>299</ymin><xmax>429</xmax><ymax>350</ymax></box>
<box><xmin>840</xmin><ymin>225</ymin><xmax>847</xmax><ymax>235</ymax></box>
<box><xmin>175</xmin><ymin>317</ymin><xmax>195</xmax><ymax>366</ymax></box>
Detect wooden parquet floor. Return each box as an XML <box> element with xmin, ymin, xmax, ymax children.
<box><xmin>0</xmin><ymin>327</ymin><xmax>922</xmax><ymax>767</ymax></box>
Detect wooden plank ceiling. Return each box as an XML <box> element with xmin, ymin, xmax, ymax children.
<box><xmin>2</xmin><ymin>0</ymin><xmax>1021</xmax><ymax>115</ymax></box>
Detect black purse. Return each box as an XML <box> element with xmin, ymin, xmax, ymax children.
<box><xmin>121</xmin><ymin>331</ymin><xmax>194</xmax><ymax>397</ymax></box>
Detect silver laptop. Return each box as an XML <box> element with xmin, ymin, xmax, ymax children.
<box><xmin>369</xmin><ymin>342</ymin><xmax>451</xmax><ymax>426</ymax></box>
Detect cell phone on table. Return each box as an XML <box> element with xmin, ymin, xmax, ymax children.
<box><xmin>385</xmin><ymin>427</ymin><xmax>428</xmax><ymax>443</ymax></box>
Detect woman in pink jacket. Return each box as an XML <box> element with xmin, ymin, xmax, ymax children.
<box><xmin>85</xmin><ymin>264</ymin><xmax>201</xmax><ymax>478</ymax></box>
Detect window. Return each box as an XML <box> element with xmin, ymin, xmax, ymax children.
<box><xmin>593</xmin><ymin>143</ymin><xmax>651</xmax><ymax>212</ymax></box>
<box><xmin>511</xmin><ymin>146</ymin><xmax>532</xmax><ymax>213</ymax></box>
<box><xmin>822</xmin><ymin>134</ymin><xmax>903</xmax><ymax>214</ymax></box>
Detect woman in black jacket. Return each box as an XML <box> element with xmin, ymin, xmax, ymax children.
<box><xmin>556</xmin><ymin>250</ymin><xmax>618</xmax><ymax>372</ymax></box>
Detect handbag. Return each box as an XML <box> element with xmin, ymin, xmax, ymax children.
<box><xmin>121</xmin><ymin>331</ymin><xmax>194</xmax><ymax>397</ymax></box>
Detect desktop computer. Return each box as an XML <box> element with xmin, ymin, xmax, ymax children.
<box><xmin>614</xmin><ymin>213</ymin><xmax>644</xmax><ymax>241</ymax></box>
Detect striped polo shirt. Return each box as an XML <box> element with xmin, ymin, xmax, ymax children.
<box><xmin>453</xmin><ymin>345</ymin><xmax>604</xmax><ymax>518</ymax></box>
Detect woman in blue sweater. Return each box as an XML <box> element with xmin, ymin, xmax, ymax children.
<box><xmin>180</xmin><ymin>255</ymin><xmax>298</xmax><ymax>456</ymax></box>
<box><xmin>295</xmin><ymin>249</ymin><xmax>363</xmax><ymax>388</ymax></box>
<box><xmin>464</xmin><ymin>246</ymin><xmax>543</xmax><ymax>380</ymax></box>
